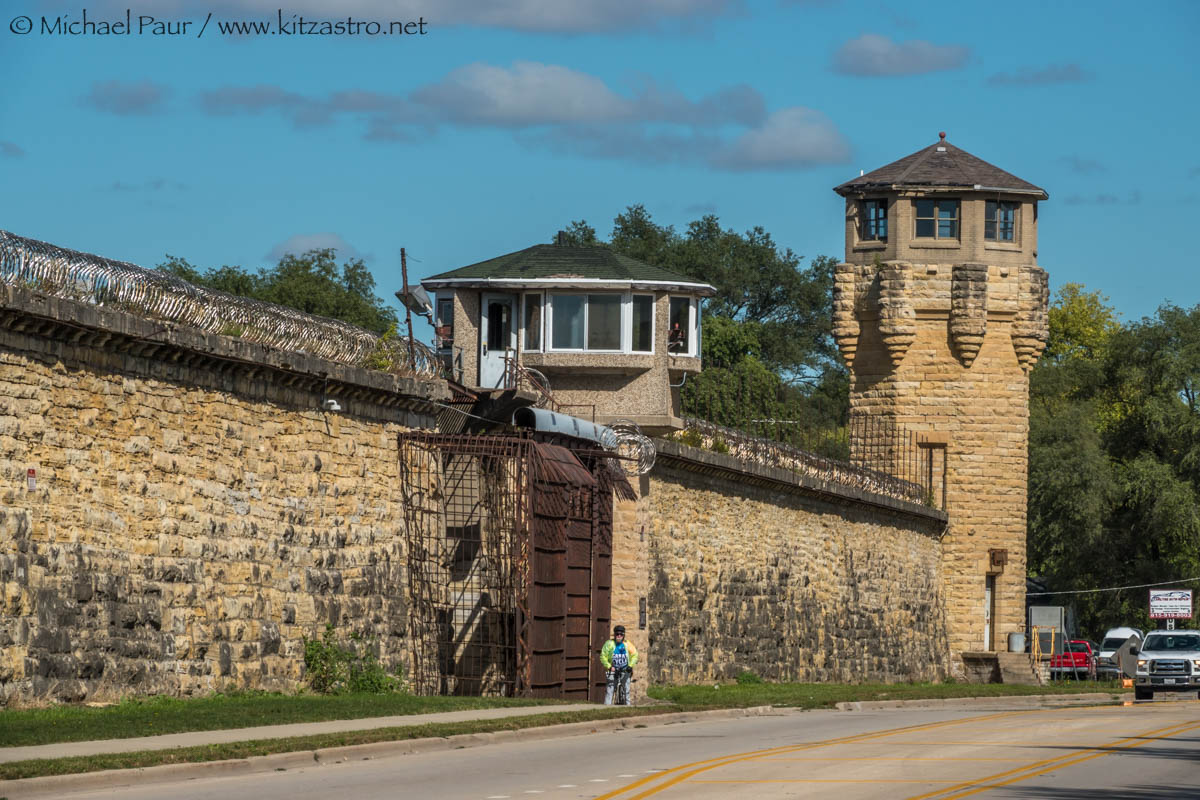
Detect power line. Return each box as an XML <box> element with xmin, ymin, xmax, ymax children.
<box><xmin>1027</xmin><ymin>576</ymin><xmax>1200</xmax><ymax>596</ymax></box>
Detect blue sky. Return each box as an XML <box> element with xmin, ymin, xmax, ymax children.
<box><xmin>2</xmin><ymin>0</ymin><xmax>1197</xmax><ymax>332</ymax></box>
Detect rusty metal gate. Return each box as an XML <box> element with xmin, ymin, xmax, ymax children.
<box><xmin>398</xmin><ymin>432</ymin><xmax>622</xmax><ymax>700</ymax></box>
<box><xmin>526</xmin><ymin>446</ymin><xmax>613</xmax><ymax>700</ymax></box>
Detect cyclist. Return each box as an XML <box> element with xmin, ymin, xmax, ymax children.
<box><xmin>600</xmin><ymin>624</ymin><xmax>639</xmax><ymax>705</ymax></box>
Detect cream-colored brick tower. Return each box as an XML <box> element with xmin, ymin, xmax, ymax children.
<box><xmin>833</xmin><ymin>134</ymin><xmax>1049</xmax><ymax>665</ymax></box>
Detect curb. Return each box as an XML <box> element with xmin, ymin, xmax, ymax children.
<box><xmin>1</xmin><ymin>706</ymin><xmax>777</xmax><ymax>799</ymax></box>
<box><xmin>835</xmin><ymin>691</ymin><xmax>1131</xmax><ymax>712</ymax></box>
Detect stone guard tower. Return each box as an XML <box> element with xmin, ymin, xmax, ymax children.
<box><xmin>833</xmin><ymin>134</ymin><xmax>1049</xmax><ymax>665</ymax></box>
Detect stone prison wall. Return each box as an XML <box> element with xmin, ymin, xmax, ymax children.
<box><xmin>637</xmin><ymin>442</ymin><xmax>949</xmax><ymax>686</ymax></box>
<box><xmin>0</xmin><ymin>286</ymin><xmax>445</xmax><ymax>705</ymax></box>
<box><xmin>1</xmin><ymin>282</ymin><xmax>959</xmax><ymax>705</ymax></box>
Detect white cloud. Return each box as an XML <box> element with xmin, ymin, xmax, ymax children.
<box><xmin>198</xmin><ymin>63</ymin><xmax>768</xmax><ymax>133</ymax></box>
<box><xmin>712</xmin><ymin>108</ymin><xmax>850</xmax><ymax>170</ymax></box>
<box><xmin>195</xmin><ymin>63</ymin><xmax>847</xmax><ymax>171</ymax></box>
<box><xmin>1059</xmin><ymin>156</ymin><xmax>1106</xmax><ymax>175</ymax></box>
<box><xmin>413</xmin><ymin>62</ymin><xmax>630</xmax><ymax>126</ymax></box>
<box><xmin>82</xmin><ymin>80</ymin><xmax>169</xmax><ymax>115</ymax></box>
<box><xmin>832</xmin><ymin>34</ymin><xmax>969</xmax><ymax>77</ymax></box>
<box><xmin>267</xmin><ymin>233</ymin><xmax>363</xmax><ymax>262</ymax></box>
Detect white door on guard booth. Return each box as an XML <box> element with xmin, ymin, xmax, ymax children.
<box><xmin>480</xmin><ymin>293</ymin><xmax>516</xmax><ymax>388</ymax></box>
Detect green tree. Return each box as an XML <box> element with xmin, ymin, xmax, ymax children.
<box><xmin>556</xmin><ymin>220</ymin><xmax>598</xmax><ymax>246</ymax></box>
<box><xmin>159</xmin><ymin>249</ymin><xmax>398</xmax><ymax>335</ymax></box>
<box><xmin>1028</xmin><ymin>298</ymin><xmax>1200</xmax><ymax>635</ymax></box>
<box><xmin>1043</xmin><ymin>283</ymin><xmax>1121</xmax><ymax>364</ymax></box>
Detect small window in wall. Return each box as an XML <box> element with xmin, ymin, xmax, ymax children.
<box><xmin>985</xmin><ymin>200</ymin><xmax>1018</xmax><ymax>241</ymax></box>
<box><xmin>631</xmin><ymin>295</ymin><xmax>654</xmax><ymax>353</ymax></box>
<box><xmin>523</xmin><ymin>293</ymin><xmax>543</xmax><ymax>351</ymax></box>
<box><xmin>860</xmin><ymin>199</ymin><xmax>887</xmax><ymax>241</ymax></box>
<box><xmin>915</xmin><ymin>198</ymin><xmax>959</xmax><ymax>239</ymax></box>
<box><xmin>435</xmin><ymin>298</ymin><xmax>454</xmax><ymax>349</ymax></box>
<box><xmin>551</xmin><ymin>294</ymin><xmax>585</xmax><ymax>350</ymax></box>
<box><xmin>668</xmin><ymin>297</ymin><xmax>696</xmax><ymax>356</ymax></box>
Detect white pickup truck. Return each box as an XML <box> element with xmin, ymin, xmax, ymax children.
<box><xmin>1132</xmin><ymin>630</ymin><xmax>1200</xmax><ymax>700</ymax></box>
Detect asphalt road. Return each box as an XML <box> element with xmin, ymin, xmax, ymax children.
<box><xmin>17</xmin><ymin>699</ymin><xmax>1200</xmax><ymax>800</ymax></box>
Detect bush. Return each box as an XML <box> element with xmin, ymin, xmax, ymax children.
<box><xmin>735</xmin><ymin>669</ymin><xmax>763</xmax><ymax>685</ymax></box>
<box><xmin>302</xmin><ymin>624</ymin><xmax>403</xmax><ymax>694</ymax></box>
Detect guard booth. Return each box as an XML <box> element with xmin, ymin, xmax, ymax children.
<box><xmin>398</xmin><ymin>430</ymin><xmax>632</xmax><ymax>702</ymax></box>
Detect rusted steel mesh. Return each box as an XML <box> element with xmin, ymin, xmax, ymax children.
<box><xmin>677</xmin><ymin>416</ymin><xmax>931</xmax><ymax>506</ymax></box>
<box><xmin>0</xmin><ymin>229</ymin><xmax>440</xmax><ymax>379</ymax></box>
<box><xmin>398</xmin><ymin>433</ymin><xmax>533</xmax><ymax>696</ymax></box>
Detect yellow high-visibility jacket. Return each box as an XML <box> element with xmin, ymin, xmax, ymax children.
<box><xmin>600</xmin><ymin>639</ymin><xmax>638</xmax><ymax>670</ymax></box>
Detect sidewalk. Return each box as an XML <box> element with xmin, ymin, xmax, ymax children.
<box><xmin>1</xmin><ymin>691</ymin><xmax>1130</xmax><ymax>765</ymax></box>
<box><xmin>0</xmin><ymin>703</ymin><xmax>592</xmax><ymax>764</ymax></box>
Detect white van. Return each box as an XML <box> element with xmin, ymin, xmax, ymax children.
<box><xmin>1096</xmin><ymin>627</ymin><xmax>1144</xmax><ymax>679</ymax></box>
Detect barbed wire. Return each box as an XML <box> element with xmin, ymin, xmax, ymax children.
<box><xmin>678</xmin><ymin>417</ymin><xmax>929</xmax><ymax>506</ymax></box>
<box><xmin>0</xmin><ymin>229</ymin><xmax>441</xmax><ymax>379</ymax></box>
<box><xmin>608</xmin><ymin>419</ymin><xmax>656</xmax><ymax>476</ymax></box>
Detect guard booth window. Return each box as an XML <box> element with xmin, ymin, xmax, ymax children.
<box><xmin>668</xmin><ymin>297</ymin><xmax>692</xmax><ymax>355</ymax></box>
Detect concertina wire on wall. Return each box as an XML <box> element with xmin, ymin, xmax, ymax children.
<box><xmin>0</xmin><ymin>229</ymin><xmax>440</xmax><ymax>379</ymax></box>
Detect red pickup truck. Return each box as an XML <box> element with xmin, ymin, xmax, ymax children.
<box><xmin>1050</xmin><ymin>639</ymin><xmax>1098</xmax><ymax>679</ymax></box>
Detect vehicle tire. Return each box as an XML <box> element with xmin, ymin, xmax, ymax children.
<box><xmin>1134</xmin><ymin>687</ymin><xmax>1153</xmax><ymax>701</ymax></box>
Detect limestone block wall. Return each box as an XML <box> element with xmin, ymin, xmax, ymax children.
<box><xmin>834</xmin><ymin>259</ymin><xmax>1048</xmax><ymax>663</ymax></box>
<box><xmin>610</xmin><ymin>476</ymin><xmax>650</xmax><ymax>701</ymax></box>
<box><xmin>0</xmin><ymin>288</ymin><xmax>444</xmax><ymax>705</ymax></box>
<box><xmin>632</xmin><ymin>443</ymin><xmax>948</xmax><ymax>685</ymax></box>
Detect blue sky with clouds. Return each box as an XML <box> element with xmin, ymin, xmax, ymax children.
<box><xmin>1</xmin><ymin>0</ymin><xmax>1197</xmax><ymax>328</ymax></box>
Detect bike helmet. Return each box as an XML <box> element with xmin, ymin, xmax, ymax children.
<box><xmin>613</xmin><ymin>625</ymin><xmax>626</xmax><ymax>635</ymax></box>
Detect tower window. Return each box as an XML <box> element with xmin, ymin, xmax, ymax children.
<box><xmin>860</xmin><ymin>199</ymin><xmax>888</xmax><ymax>241</ymax></box>
<box><xmin>915</xmin><ymin>198</ymin><xmax>959</xmax><ymax>239</ymax></box>
<box><xmin>985</xmin><ymin>200</ymin><xmax>1018</xmax><ymax>242</ymax></box>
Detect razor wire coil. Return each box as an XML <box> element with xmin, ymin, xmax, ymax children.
<box><xmin>0</xmin><ymin>230</ymin><xmax>440</xmax><ymax>379</ymax></box>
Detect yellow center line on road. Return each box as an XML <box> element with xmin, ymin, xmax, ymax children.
<box><xmin>689</xmin><ymin>779</ymin><xmax>962</xmax><ymax>784</ymax></box>
<box><xmin>590</xmin><ymin>709</ymin><xmax>1046</xmax><ymax>800</ymax></box>
<box><xmin>901</xmin><ymin>718</ymin><xmax>1200</xmax><ymax>800</ymax></box>
<box><xmin>760</xmin><ymin>757</ymin><xmax>1028</xmax><ymax>762</ymax></box>
<box><xmin>852</xmin><ymin>740</ymin><xmax>1126</xmax><ymax>747</ymax></box>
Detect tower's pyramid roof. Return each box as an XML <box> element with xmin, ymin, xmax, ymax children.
<box><xmin>835</xmin><ymin>135</ymin><xmax>1047</xmax><ymax>199</ymax></box>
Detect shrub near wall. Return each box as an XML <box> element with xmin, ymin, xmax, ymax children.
<box><xmin>646</xmin><ymin>455</ymin><xmax>948</xmax><ymax>685</ymax></box>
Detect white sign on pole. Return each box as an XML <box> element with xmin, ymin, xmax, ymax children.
<box><xmin>1149</xmin><ymin>589</ymin><xmax>1193</xmax><ymax>619</ymax></box>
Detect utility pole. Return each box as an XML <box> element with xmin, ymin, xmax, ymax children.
<box><xmin>401</xmin><ymin>247</ymin><xmax>415</xmax><ymax>371</ymax></box>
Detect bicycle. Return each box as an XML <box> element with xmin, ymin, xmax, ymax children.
<box><xmin>611</xmin><ymin>665</ymin><xmax>634</xmax><ymax>706</ymax></box>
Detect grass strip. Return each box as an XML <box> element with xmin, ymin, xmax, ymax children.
<box><xmin>0</xmin><ymin>692</ymin><xmax>566</xmax><ymax>748</ymax></box>
<box><xmin>648</xmin><ymin>679</ymin><xmax>1125</xmax><ymax>709</ymax></box>
<box><xmin>0</xmin><ymin>707</ymin><xmax>671</xmax><ymax>781</ymax></box>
